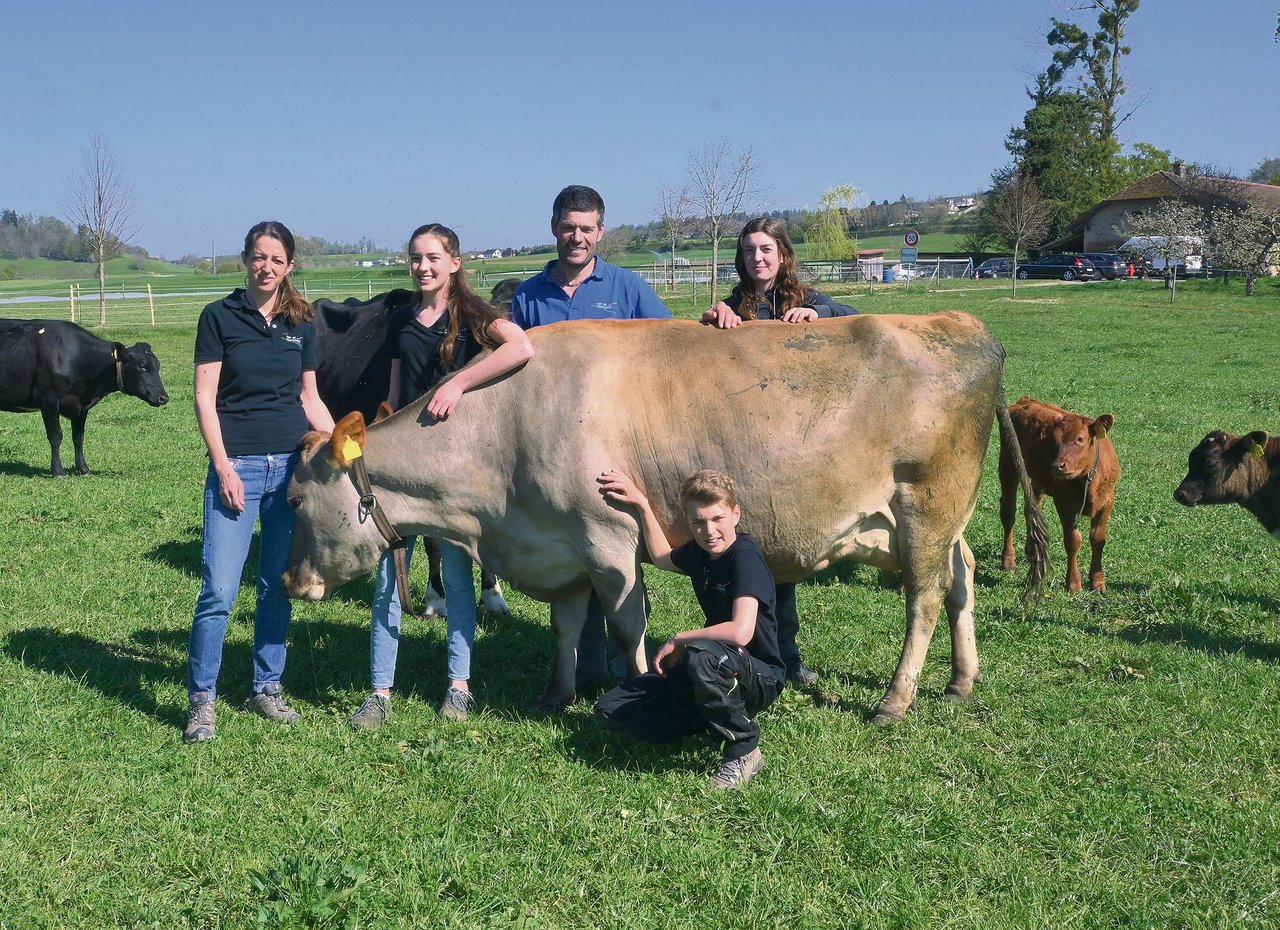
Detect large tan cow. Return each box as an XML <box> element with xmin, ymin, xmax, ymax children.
<box><xmin>283</xmin><ymin>313</ymin><xmax>1046</xmax><ymax>722</ymax></box>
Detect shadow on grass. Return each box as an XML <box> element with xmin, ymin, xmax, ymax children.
<box><xmin>0</xmin><ymin>459</ymin><xmax>54</xmax><ymax>478</ymax></box>
<box><xmin>1031</xmin><ymin>610</ymin><xmax>1280</xmax><ymax>665</ymax></box>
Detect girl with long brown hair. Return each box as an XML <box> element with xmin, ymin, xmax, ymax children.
<box><xmin>349</xmin><ymin>223</ymin><xmax>534</xmax><ymax>729</ymax></box>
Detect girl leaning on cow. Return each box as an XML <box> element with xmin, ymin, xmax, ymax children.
<box><xmin>184</xmin><ymin>221</ymin><xmax>336</xmax><ymax>743</ymax></box>
<box><xmin>701</xmin><ymin>216</ymin><xmax>858</xmax><ymax>687</ymax></box>
<box><xmin>347</xmin><ymin>223</ymin><xmax>534</xmax><ymax>730</ymax></box>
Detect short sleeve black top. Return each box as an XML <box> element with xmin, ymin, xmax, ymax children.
<box><xmin>724</xmin><ymin>286</ymin><xmax>857</xmax><ymax>319</ymax></box>
<box><xmin>670</xmin><ymin>533</ymin><xmax>784</xmax><ymax>679</ymax></box>
<box><xmin>194</xmin><ymin>288</ymin><xmax>317</xmax><ymax>456</ymax></box>
<box><xmin>387</xmin><ymin>303</ymin><xmax>484</xmax><ymax>408</ymax></box>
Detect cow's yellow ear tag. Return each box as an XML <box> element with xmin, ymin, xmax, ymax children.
<box><xmin>1250</xmin><ymin>441</ymin><xmax>1264</xmax><ymax>459</ymax></box>
<box><xmin>1096</xmin><ymin>425</ymin><xmax>1108</xmax><ymax>440</ymax></box>
<box><xmin>341</xmin><ymin>437</ymin><xmax>363</xmax><ymax>461</ymax></box>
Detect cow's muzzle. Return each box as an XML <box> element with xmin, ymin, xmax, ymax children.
<box><xmin>282</xmin><ymin>565</ymin><xmax>326</xmax><ymax>600</ymax></box>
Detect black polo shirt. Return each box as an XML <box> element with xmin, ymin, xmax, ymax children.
<box><xmin>670</xmin><ymin>532</ymin><xmax>784</xmax><ymax>680</ymax></box>
<box><xmin>388</xmin><ymin>303</ymin><xmax>483</xmax><ymax>408</ymax></box>
<box><xmin>194</xmin><ymin>288</ymin><xmax>317</xmax><ymax>456</ymax></box>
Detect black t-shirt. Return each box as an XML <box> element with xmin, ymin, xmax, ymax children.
<box><xmin>194</xmin><ymin>288</ymin><xmax>317</xmax><ymax>456</ymax></box>
<box><xmin>387</xmin><ymin>303</ymin><xmax>484</xmax><ymax>408</ymax></box>
<box><xmin>670</xmin><ymin>533</ymin><xmax>784</xmax><ymax>679</ymax></box>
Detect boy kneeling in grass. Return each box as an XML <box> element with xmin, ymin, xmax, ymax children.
<box><xmin>594</xmin><ymin>468</ymin><xmax>785</xmax><ymax>789</ymax></box>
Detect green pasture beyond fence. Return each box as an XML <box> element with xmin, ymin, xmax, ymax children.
<box><xmin>3</xmin><ymin>278</ymin><xmax>1280</xmax><ymax>928</ymax></box>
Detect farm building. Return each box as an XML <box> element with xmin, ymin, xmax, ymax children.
<box><xmin>1043</xmin><ymin>163</ymin><xmax>1280</xmax><ymax>253</ymax></box>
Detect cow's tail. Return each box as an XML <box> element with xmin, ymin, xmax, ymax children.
<box><xmin>996</xmin><ymin>385</ymin><xmax>1049</xmax><ymax>612</ymax></box>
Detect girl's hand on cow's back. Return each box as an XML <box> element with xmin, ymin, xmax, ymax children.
<box><xmin>780</xmin><ymin>306</ymin><xmax>818</xmax><ymax>323</ymax></box>
<box><xmin>701</xmin><ymin>302</ymin><xmax>742</xmax><ymax>329</ymax></box>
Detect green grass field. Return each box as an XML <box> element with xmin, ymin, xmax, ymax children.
<box><xmin>2</xmin><ymin>278</ymin><xmax>1280</xmax><ymax>928</ymax></box>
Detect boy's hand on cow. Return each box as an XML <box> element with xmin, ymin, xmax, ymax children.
<box><xmin>597</xmin><ymin>469</ymin><xmax>647</xmax><ymax>508</ymax></box>
<box><xmin>781</xmin><ymin>306</ymin><xmax>818</xmax><ymax>323</ymax></box>
<box><xmin>216</xmin><ymin>464</ymin><xmax>245</xmax><ymax>512</ymax></box>
<box><xmin>701</xmin><ymin>302</ymin><xmax>743</xmax><ymax>329</ymax></box>
<box><xmin>427</xmin><ymin>382</ymin><xmax>465</xmax><ymax>421</ymax></box>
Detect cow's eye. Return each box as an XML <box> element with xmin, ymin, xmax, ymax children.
<box><xmin>288</xmin><ymin>496</ymin><xmax>302</xmax><ymax>509</ymax></box>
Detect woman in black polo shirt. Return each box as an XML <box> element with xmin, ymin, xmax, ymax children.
<box><xmin>184</xmin><ymin>220</ymin><xmax>335</xmax><ymax>743</ymax></box>
<box><xmin>700</xmin><ymin>216</ymin><xmax>858</xmax><ymax>689</ymax></box>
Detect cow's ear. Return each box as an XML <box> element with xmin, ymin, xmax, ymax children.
<box><xmin>300</xmin><ymin>430</ymin><xmax>329</xmax><ymax>457</ymax></box>
<box><xmin>1247</xmin><ymin>430</ymin><xmax>1269</xmax><ymax>459</ymax></box>
<box><xmin>330</xmin><ymin>411</ymin><xmax>367</xmax><ymax>468</ymax></box>
<box><xmin>374</xmin><ymin>402</ymin><xmax>394</xmax><ymax>424</ymax></box>
<box><xmin>111</xmin><ymin>342</ymin><xmax>126</xmax><ymax>361</ymax></box>
<box><xmin>1092</xmin><ymin>414</ymin><xmax>1114</xmax><ymax>439</ymax></box>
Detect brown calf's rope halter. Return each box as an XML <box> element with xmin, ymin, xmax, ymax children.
<box><xmin>1073</xmin><ymin>438</ymin><xmax>1104</xmax><ymax>526</ymax></box>
<box><xmin>345</xmin><ymin>451</ymin><xmax>416</xmax><ymax>616</ymax></box>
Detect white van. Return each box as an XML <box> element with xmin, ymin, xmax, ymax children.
<box><xmin>1119</xmin><ymin>235</ymin><xmax>1204</xmax><ymax>276</ymax></box>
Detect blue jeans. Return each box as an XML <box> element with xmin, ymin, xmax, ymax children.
<box><xmin>188</xmin><ymin>453</ymin><xmax>298</xmax><ymax>702</ymax></box>
<box><xmin>370</xmin><ymin>538</ymin><xmax>476</xmax><ymax>688</ymax></box>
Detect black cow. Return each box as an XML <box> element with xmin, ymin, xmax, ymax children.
<box><xmin>1175</xmin><ymin>430</ymin><xmax>1280</xmax><ymax>537</ymax></box>
<box><xmin>312</xmin><ymin>280</ymin><xmax>524</xmax><ymax>615</ymax></box>
<box><xmin>0</xmin><ymin>319</ymin><xmax>169</xmax><ymax>476</ymax></box>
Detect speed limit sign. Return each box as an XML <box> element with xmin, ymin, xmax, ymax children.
<box><xmin>904</xmin><ymin>229</ymin><xmax>920</xmax><ymax>247</ymax></box>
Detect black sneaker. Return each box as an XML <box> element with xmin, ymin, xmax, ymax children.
<box><xmin>183</xmin><ymin>699</ymin><xmax>216</xmax><ymax>743</ymax></box>
<box><xmin>787</xmin><ymin>658</ymin><xmax>819</xmax><ymax>688</ymax></box>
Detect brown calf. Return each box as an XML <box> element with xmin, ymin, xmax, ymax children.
<box><xmin>999</xmin><ymin>397</ymin><xmax>1120</xmax><ymax>592</ymax></box>
<box><xmin>1174</xmin><ymin>430</ymin><xmax>1280</xmax><ymax>535</ymax></box>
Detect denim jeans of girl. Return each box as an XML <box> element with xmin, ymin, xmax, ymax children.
<box><xmin>187</xmin><ymin>453</ymin><xmax>298</xmax><ymax>701</ymax></box>
<box><xmin>370</xmin><ymin>538</ymin><xmax>476</xmax><ymax>689</ymax></box>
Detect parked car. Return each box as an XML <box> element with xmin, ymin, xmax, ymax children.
<box><xmin>1079</xmin><ymin>252</ymin><xmax>1129</xmax><ymax>280</ymax></box>
<box><xmin>974</xmin><ymin>258</ymin><xmax>1012</xmax><ymax>279</ymax></box>
<box><xmin>1015</xmin><ymin>254</ymin><xmax>1101</xmax><ymax>281</ymax></box>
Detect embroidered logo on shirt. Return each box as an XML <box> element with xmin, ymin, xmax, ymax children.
<box><xmin>281</xmin><ymin>334</ymin><xmax>304</xmax><ymax>348</ymax></box>
<box><xmin>592</xmin><ymin>302</ymin><xmax>619</xmax><ymax>315</ymax></box>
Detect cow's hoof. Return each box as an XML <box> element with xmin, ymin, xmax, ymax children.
<box><xmin>75</xmin><ymin>467</ymin><xmax>90</xmax><ymax>476</ymax></box>
<box><xmin>943</xmin><ymin>683</ymin><xmax>973</xmax><ymax>703</ymax></box>
<box><xmin>480</xmin><ymin>590</ymin><xmax>511</xmax><ymax>616</ymax></box>
<box><xmin>872</xmin><ymin>708</ymin><xmax>905</xmax><ymax>726</ymax></box>
<box><xmin>1001</xmin><ymin>558</ymin><xmax>1016</xmax><ymax>572</ymax></box>
<box><xmin>419</xmin><ymin>596</ymin><xmax>447</xmax><ymax>619</ymax></box>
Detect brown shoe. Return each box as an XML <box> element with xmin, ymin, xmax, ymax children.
<box><xmin>710</xmin><ymin>748</ymin><xmax>764</xmax><ymax>789</ymax></box>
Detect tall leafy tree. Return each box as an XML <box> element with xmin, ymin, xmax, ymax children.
<box><xmin>1044</xmin><ymin>0</ymin><xmax>1141</xmax><ymax>157</ymax></box>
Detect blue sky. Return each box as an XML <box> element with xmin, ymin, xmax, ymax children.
<box><xmin>3</xmin><ymin>0</ymin><xmax>1275</xmax><ymax>258</ymax></box>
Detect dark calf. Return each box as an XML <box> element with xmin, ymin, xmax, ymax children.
<box><xmin>1175</xmin><ymin>431</ymin><xmax>1280</xmax><ymax>536</ymax></box>
<box><xmin>999</xmin><ymin>396</ymin><xmax>1120</xmax><ymax>592</ymax></box>
<box><xmin>0</xmin><ymin>319</ymin><xmax>169</xmax><ymax>476</ymax></box>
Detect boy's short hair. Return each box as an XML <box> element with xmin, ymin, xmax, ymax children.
<box><xmin>680</xmin><ymin>469</ymin><xmax>738</xmax><ymax>510</ymax></box>
<box><xmin>552</xmin><ymin>185</ymin><xmax>606</xmax><ymax>227</ymax></box>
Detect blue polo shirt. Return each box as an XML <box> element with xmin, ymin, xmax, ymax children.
<box><xmin>194</xmin><ymin>288</ymin><xmax>317</xmax><ymax>456</ymax></box>
<box><xmin>511</xmin><ymin>257</ymin><xmax>671</xmax><ymax>329</ymax></box>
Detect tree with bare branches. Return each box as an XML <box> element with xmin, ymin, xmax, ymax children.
<box><xmin>684</xmin><ymin>138</ymin><xmax>762</xmax><ymax>304</ymax></box>
<box><xmin>65</xmin><ymin>134</ymin><xmax>139</xmax><ymax>326</ymax></box>
<box><xmin>991</xmin><ymin>171</ymin><xmax>1053</xmax><ymax>295</ymax></box>
<box><xmin>655</xmin><ymin>181</ymin><xmax>692</xmax><ymax>291</ymax></box>
<box><xmin>1125</xmin><ymin>199</ymin><xmax>1207</xmax><ymax>303</ymax></box>
<box><xmin>1211</xmin><ymin>202</ymin><xmax>1280</xmax><ymax>296</ymax></box>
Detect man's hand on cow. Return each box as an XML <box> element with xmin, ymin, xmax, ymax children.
<box><xmin>597</xmin><ymin>469</ymin><xmax>647</xmax><ymax>508</ymax></box>
<box><xmin>780</xmin><ymin>306</ymin><xmax>819</xmax><ymax>323</ymax></box>
<box><xmin>427</xmin><ymin>382</ymin><xmax>465</xmax><ymax>421</ymax></box>
<box><xmin>701</xmin><ymin>302</ymin><xmax>743</xmax><ymax>329</ymax></box>
<box><xmin>216</xmin><ymin>463</ymin><xmax>245</xmax><ymax>512</ymax></box>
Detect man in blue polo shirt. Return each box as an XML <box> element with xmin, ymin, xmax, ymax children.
<box><xmin>512</xmin><ymin>184</ymin><xmax>671</xmax><ymax>688</ymax></box>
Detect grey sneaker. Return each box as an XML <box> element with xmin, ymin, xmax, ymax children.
<box><xmin>787</xmin><ymin>658</ymin><xmax>819</xmax><ymax>688</ymax></box>
<box><xmin>710</xmin><ymin>748</ymin><xmax>764</xmax><ymax>790</ymax></box>
<box><xmin>184</xmin><ymin>699</ymin><xmax>216</xmax><ymax>743</ymax></box>
<box><xmin>349</xmin><ymin>693</ymin><xmax>391</xmax><ymax>731</ymax></box>
<box><xmin>245</xmin><ymin>691</ymin><xmax>301</xmax><ymax>724</ymax></box>
<box><xmin>438</xmin><ymin>686</ymin><xmax>474</xmax><ymax>721</ymax></box>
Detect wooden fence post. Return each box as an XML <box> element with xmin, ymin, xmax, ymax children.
<box><xmin>368</xmin><ymin>281</ymin><xmax>373</xmax><ymax>298</ymax></box>
<box><xmin>147</xmin><ymin>283</ymin><xmax>155</xmax><ymax>325</ymax></box>
<box><xmin>69</xmin><ymin>285</ymin><xmax>75</xmax><ymax>321</ymax></box>
<box><xmin>303</xmin><ymin>281</ymin><xmax>309</xmax><ymax>299</ymax></box>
